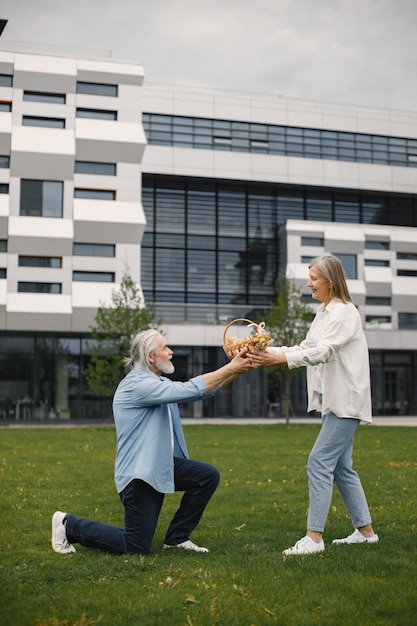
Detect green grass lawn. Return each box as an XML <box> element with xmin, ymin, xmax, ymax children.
<box><xmin>1</xmin><ymin>423</ymin><xmax>416</xmax><ymax>626</ymax></box>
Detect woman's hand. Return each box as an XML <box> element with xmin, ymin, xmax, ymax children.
<box><xmin>246</xmin><ymin>347</ymin><xmax>287</xmax><ymax>368</ymax></box>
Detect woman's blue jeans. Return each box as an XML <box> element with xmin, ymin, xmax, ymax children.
<box><xmin>65</xmin><ymin>457</ymin><xmax>219</xmax><ymax>555</ymax></box>
<box><xmin>307</xmin><ymin>412</ymin><xmax>373</xmax><ymax>533</ymax></box>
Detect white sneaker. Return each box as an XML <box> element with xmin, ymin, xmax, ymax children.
<box><xmin>283</xmin><ymin>536</ymin><xmax>325</xmax><ymax>556</ymax></box>
<box><xmin>332</xmin><ymin>529</ymin><xmax>379</xmax><ymax>545</ymax></box>
<box><xmin>52</xmin><ymin>511</ymin><xmax>76</xmax><ymax>554</ymax></box>
<box><xmin>163</xmin><ymin>540</ymin><xmax>209</xmax><ymax>553</ymax></box>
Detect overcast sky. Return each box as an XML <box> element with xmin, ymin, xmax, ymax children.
<box><xmin>1</xmin><ymin>0</ymin><xmax>417</xmax><ymax>112</ymax></box>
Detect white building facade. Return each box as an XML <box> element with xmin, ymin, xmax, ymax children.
<box><xmin>0</xmin><ymin>44</ymin><xmax>146</xmax><ymax>419</ymax></box>
<box><xmin>1</xmin><ymin>42</ymin><xmax>416</xmax><ymax>419</ymax></box>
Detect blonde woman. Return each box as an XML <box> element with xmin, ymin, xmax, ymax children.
<box><xmin>248</xmin><ymin>255</ymin><xmax>378</xmax><ymax>555</ymax></box>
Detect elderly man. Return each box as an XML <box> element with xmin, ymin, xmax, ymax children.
<box><xmin>52</xmin><ymin>329</ymin><xmax>251</xmax><ymax>556</ymax></box>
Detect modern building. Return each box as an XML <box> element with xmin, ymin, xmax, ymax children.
<box><xmin>0</xmin><ymin>42</ymin><xmax>146</xmax><ymax>419</ymax></box>
<box><xmin>1</xmin><ymin>39</ymin><xmax>417</xmax><ymax>420</ymax></box>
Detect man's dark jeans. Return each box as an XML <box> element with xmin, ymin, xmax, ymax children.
<box><xmin>65</xmin><ymin>457</ymin><xmax>219</xmax><ymax>555</ymax></box>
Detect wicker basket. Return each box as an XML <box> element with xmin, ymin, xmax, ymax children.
<box><xmin>223</xmin><ymin>318</ymin><xmax>272</xmax><ymax>358</ymax></box>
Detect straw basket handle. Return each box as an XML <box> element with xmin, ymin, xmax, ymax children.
<box><xmin>223</xmin><ymin>318</ymin><xmax>271</xmax><ymax>360</ymax></box>
<box><xmin>223</xmin><ymin>318</ymin><xmax>259</xmax><ymax>347</ymax></box>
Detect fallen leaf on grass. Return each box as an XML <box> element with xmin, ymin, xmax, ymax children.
<box><xmin>184</xmin><ymin>594</ymin><xmax>199</xmax><ymax>604</ymax></box>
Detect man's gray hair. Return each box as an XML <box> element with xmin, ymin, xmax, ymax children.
<box><xmin>123</xmin><ymin>329</ymin><xmax>161</xmax><ymax>371</ymax></box>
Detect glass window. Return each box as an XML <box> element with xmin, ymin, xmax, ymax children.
<box><xmin>301</xmin><ymin>236</ymin><xmax>324</xmax><ymax>246</ymax></box>
<box><xmin>218</xmin><ymin>189</ymin><xmax>246</xmax><ymax>236</ymax></box>
<box><xmin>387</xmin><ymin>197</ymin><xmax>413</xmax><ymax>226</ymax></box>
<box><xmin>355</xmin><ymin>148</ymin><xmax>372</xmax><ymax>162</ymax></box>
<box><xmin>18</xmin><ymin>282</ymin><xmax>61</xmax><ymax>293</ymax></box>
<box><xmin>334</xmin><ymin>195</ymin><xmax>360</xmax><ymax>223</ymax></box>
<box><xmin>0</xmin><ymin>74</ymin><xmax>13</xmax><ymax>87</ymax></box>
<box><xmin>155</xmin><ymin>187</ymin><xmax>185</xmax><ymax>234</ymax></box>
<box><xmin>362</xmin><ymin>197</ymin><xmax>384</xmax><ymax>224</ymax></box>
<box><xmin>193</xmin><ymin>117</ymin><xmax>212</xmax><ymax>129</ymax></box>
<box><xmin>0</xmin><ymin>239</ymin><xmax>7</xmax><ymax>252</ymax></box>
<box><xmin>76</xmin><ymin>82</ymin><xmax>118</xmax><ymax>97</ymax></box>
<box><xmin>397</xmin><ymin>251</ymin><xmax>417</xmax><ymax>260</ymax></box>
<box><xmin>188</xmin><ymin>234</ymin><xmax>215</xmax><ymax>250</ymax></box>
<box><xmin>365</xmin><ymin>240</ymin><xmax>389</xmax><ymax>250</ymax></box>
<box><xmin>301</xmin><ymin>255</ymin><xmax>314</xmax><ymax>263</ymax></box>
<box><xmin>20</xmin><ymin>180</ymin><xmax>63</xmax><ymax>218</ymax></box>
<box><xmin>218</xmin><ymin>250</ymin><xmax>242</xmax><ymax>302</ymax></box>
<box><xmin>250</xmin><ymin>139</ymin><xmax>269</xmax><ymax>148</ymax></box>
<box><xmin>187</xmin><ymin>250</ymin><xmax>215</xmax><ymax>290</ymax></box>
<box><xmin>74</xmin><ymin>189</ymin><xmax>115</xmax><ymax>200</ymax></box>
<box><xmin>142</xmin><ymin>113</ymin><xmax>417</xmax><ymax>169</ymax></box>
<box><xmin>213</xmin><ymin>136</ymin><xmax>232</xmax><ymax>147</ymax></box>
<box><xmin>23</xmin><ymin>91</ymin><xmax>66</xmax><ymax>104</ymax></box>
<box><xmin>0</xmin><ymin>102</ymin><xmax>12</xmax><ymax>112</ymax></box>
<box><xmin>73</xmin><ymin>243</ymin><xmax>115</xmax><ymax>257</ymax></box>
<box><xmin>140</xmin><ymin>247</ymin><xmax>154</xmax><ymax>292</ymax></box>
<box><xmin>0</xmin><ymin>184</ymin><xmax>8</xmax><ymax>194</ymax></box>
<box><xmin>173</xmin><ymin>115</ymin><xmax>193</xmax><ymax>126</ymax></box>
<box><xmin>364</xmin><ymin>259</ymin><xmax>390</xmax><ymax>267</ymax></box>
<box><xmin>334</xmin><ymin>253</ymin><xmax>357</xmax><ymax>279</ymax></box>
<box><xmin>147</xmin><ymin>132</ymin><xmax>172</xmax><ymax>145</ymax></box>
<box><xmin>73</xmin><ymin>271</ymin><xmax>115</xmax><ymax>282</ymax></box>
<box><xmin>366</xmin><ymin>296</ymin><xmax>391</xmax><ymax>305</ymax></box>
<box><xmin>365</xmin><ymin>315</ymin><xmax>391</xmax><ymax>323</ymax></box>
<box><xmin>188</xmin><ymin>185</ymin><xmax>216</xmax><ymax>236</ymax></box>
<box><xmin>74</xmin><ymin>161</ymin><xmax>116</xmax><ymax>176</ymax></box>
<box><xmin>22</xmin><ymin>116</ymin><xmax>65</xmax><ymax>128</ymax></box>
<box><xmin>306</xmin><ymin>196</ymin><xmax>332</xmax><ymax>221</ymax></box>
<box><xmin>0</xmin><ymin>268</ymin><xmax>6</xmax><ymax>278</ymax></box>
<box><xmin>397</xmin><ymin>269</ymin><xmax>417</xmax><ymax>277</ymax></box>
<box><xmin>76</xmin><ymin>108</ymin><xmax>117</xmax><ymax>120</ymax></box>
<box><xmin>398</xmin><ymin>312</ymin><xmax>417</xmax><ymax>329</ymax></box>
<box><xmin>187</xmin><ymin>292</ymin><xmax>216</xmax><ymax>303</ymax></box>
<box><xmin>155</xmin><ymin>233</ymin><xmax>185</xmax><ymax>248</ymax></box>
<box><xmin>277</xmin><ymin>193</ymin><xmax>304</xmax><ymax>221</ymax></box>
<box><xmin>218</xmin><ymin>236</ymin><xmax>246</xmax><ymax>252</ymax></box>
<box><xmin>19</xmin><ymin>256</ymin><xmax>61</xmax><ymax>268</ymax></box>
<box><xmin>0</xmin><ymin>155</ymin><xmax>10</xmax><ymax>168</ymax></box>
<box><xmin>213</xmin><ymin>120</ymin><xmax>231</xmax><ymax>132</ymax></box>
<box><xmin>155</xmin><ymin>249</ymin><xmax>185</xmax><ymax>291</ymax></box>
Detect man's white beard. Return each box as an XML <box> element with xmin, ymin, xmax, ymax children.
<box><xmin>155</xmin><ymin>358</ymin><xmax>175</xmax><ymax>375</ymax></box>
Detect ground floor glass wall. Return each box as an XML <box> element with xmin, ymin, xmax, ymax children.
<box><xmin>0</xmin><ymin>333</ymin><xmax>415</xmax><ymax>420</ymax></box>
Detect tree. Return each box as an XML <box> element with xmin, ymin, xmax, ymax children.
<box><xmin>85</xmin><ymin>272</ymin><xmax>160</xmax><ymax>397</ymax></box>
<box><xmin>265</xmin><ymin>278</ymin><xmax>312</xmax><ymax>425</ymax></box>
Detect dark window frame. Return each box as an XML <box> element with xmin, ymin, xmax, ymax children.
<box><xmin>76</xmin><ymin>108</ymin><xmax>117</xmax><ymax>121</ymax></box>
<box><xmin>72</xmin><ymin>271</ymin><xmax>115</xmax><ymax>283</ymax></box>
<box><xmin>74</xmin><ymin>161</ymin><xmax>117</xmax><ymax>176</ymax></box>
<box><xmin>20</xmin><ymin>179</ymin><xmax>64</xmax><ymax>218</ymax></box>
<box><xmin>18</xmin><ymin>282</ymin><xmax>62</xmax><ymax>294</ymax></box>
<box><xmin>22</xmin><ymin>116</ymin><xmax>66</xmax><ymax>129</ymax></box>
<box><xmin>23</xmin><ymin>91</ymin><xmax>66</xmax><ymax>104</ymax></box>
<box><xmin>18</xmin><ymin>256</ymin><xmax>62</xmax><ymax>268</ymax></box>
<box><xmin>73</xmin><ymin>243</ymin><xmax>116</xmax><ymax>257</ymax></box>
<box><xmin>74</xmin><ymin>188</ymin><xmax>116</xmax><ymax>201</ymax></box>
<box><xmin>76</xmin><ymin>81</ymin><xmax>118</xmax><ymax>97</ymax></box>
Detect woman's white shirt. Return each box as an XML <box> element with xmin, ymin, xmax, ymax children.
<box><xmin>268</xmin><ymin>300</ymin><xmax>372</xmax><ymax>422</ymax></box>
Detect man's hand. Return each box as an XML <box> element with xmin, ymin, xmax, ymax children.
<box><xmin>228</xmin><ymin>348</ymin><xmax>253</xmax><ymax>373</ymax></box>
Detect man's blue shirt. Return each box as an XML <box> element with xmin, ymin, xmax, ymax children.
<box><xmin>112</xmin><ymin>366</ymin><xmax>219</xmax><ymax>494</ymax></box>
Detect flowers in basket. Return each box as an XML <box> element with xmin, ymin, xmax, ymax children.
<box><xmin>223</xmin><ymin>318</ymin><xmax>273</xmax><ymax>358</ymax></box>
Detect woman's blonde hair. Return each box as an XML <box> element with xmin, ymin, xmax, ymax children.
<box><xmin>122</xmin><ymin>328</ymin><xmax>162</xmax><ymax>371</ymax></box>
<box><xmin>309</xmin><ymin>254</ymin><xmax>352</xmax><ymax>303</ymax></box>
